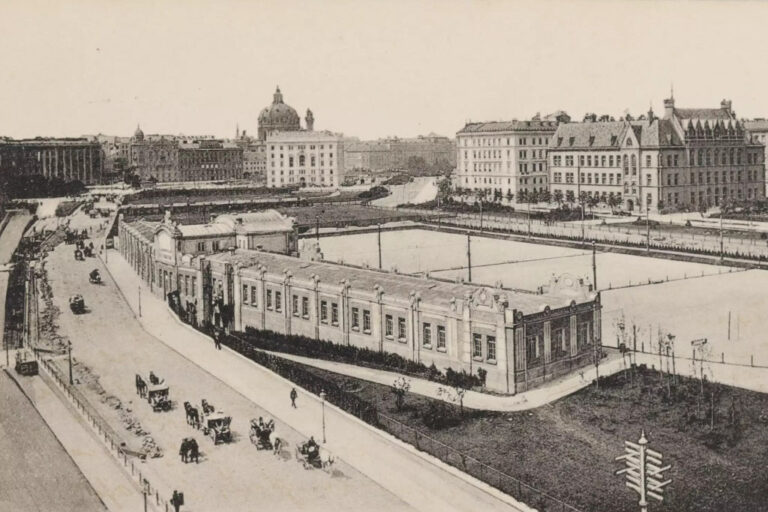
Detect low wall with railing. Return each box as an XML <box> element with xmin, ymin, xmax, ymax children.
<box><xmin>33</xmin><ymin>352</ymin><xmax>174</xmax><ymax>512</ymax></box>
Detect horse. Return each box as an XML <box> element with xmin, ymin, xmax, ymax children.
<box><xmin>149</xmin><ymin>371</ymin><xmax>160</xmax><ymax>386</ymax></box>
<box><xmin>184</xmin><ymin>402</ymin><xmax>200</xmax><ymax>429</ymax></box>
<box><xmin>136</xmin><ymin>375</ymin><xmax>146</xmax><ymax>398</ymax></box>
<box><xmin>201</xmin><ymin>399</ymin><xmax>214</xmax><ymax>415</ymax></box>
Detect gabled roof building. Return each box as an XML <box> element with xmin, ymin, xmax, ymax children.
<box><xmin>548</xmin><ymin>97</ymin><xmax>765</xmax><ymax>212</ymax></box>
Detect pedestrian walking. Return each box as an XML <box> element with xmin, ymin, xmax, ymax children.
<box><xmin>214</xmin><ymin>331</ymin><xmax>222</xmax><ymax>350</ymax></box>
<box><xmin>290</xmin><ymin>387</ymin><xmax>298</xmax><ymax>408</ymax></box>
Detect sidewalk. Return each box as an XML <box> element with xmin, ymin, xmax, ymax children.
<box><xmin>103</xmin><ymin>249</ymin><xmax>532</xmax><ymax>512</ymax></box>
<box><xmin>4</xmin><ymin>368</ymin><xmax>144</xmax><ymax>512</ymax></box>
<box><xmin>254</xmin><ymin>347</ymin><xmax>626</xmax><ymax>412</ymax></box>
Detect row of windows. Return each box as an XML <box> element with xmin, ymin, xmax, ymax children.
<box><xmin>270</xmin><ymin>145</ymin><xmax>332</xmax><ymax>151</ymax></box>
<box><xmin>462</xmin><ymin>149</ymin><xmax>546</xmax><ymax>161</ymax></box>
<box><xmin>460</xmin><ymin>136</ymin><xmax>551</xmax><ymax>147</ymax></box>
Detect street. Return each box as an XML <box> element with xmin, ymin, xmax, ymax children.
<box><xmin>40</xmin><ymin>215</ymin><xmax>414</xmax><ymax>512</ymax></box>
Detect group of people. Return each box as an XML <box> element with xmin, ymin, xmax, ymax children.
<box><xmin>179</xmin><ymin>437</ymin><xmax>199</xmax><ymax>464</ymax></box>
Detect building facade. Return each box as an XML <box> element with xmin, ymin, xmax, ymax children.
<box><xmin>116</xmin><ymin>215</ymin><xmax>601</xmax><ymax>394</ymax></box>
<box><xmin>454</xmin><ymin>119</ymin><xmax>558</xmax><ymax>200</ymax></box>
<box><xmin>548</xmin><ymin>98</ymin><xmax>765</xmax><ymax>212</ymax></box>
<box><xmin>343</xmin><ymin>134</ymin><xmax>456</xmax><ymax>174</ymax></box>
<box><xmin>743</xmin><ymin>119</ymin><xmax>768</xmax><ymax>196</ymax></box>
<box><xmin>265</xmin><ymin>131</ymin><xmax>344</xmax><ymax>188</ymax></box>
<box><xmin>0</xmin><ymin>138</ymin><xmax>104</xmax><ymax>185</ymax></box>
<box><xmin>129</xmin><ymin>126</ymin><xmax>243</xmax><ymax>183</ymax></box>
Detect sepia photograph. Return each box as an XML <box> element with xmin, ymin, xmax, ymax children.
<box><xmin>2</xmin><ymin>1</ymin><xmax>768</xmax><ymax>511</ymax></box>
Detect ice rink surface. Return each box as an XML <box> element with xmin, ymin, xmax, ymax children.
<box><xmin>320</xmin><ymin>229</ymin><xmax>764</xmax><ymax>367</ymax></box>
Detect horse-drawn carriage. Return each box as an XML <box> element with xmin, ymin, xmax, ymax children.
<box><xmin>69</xmin><ymin>294</ymin><xmax>85</xmax><ymax>314</ymax></box>
<box><xmin>249</xmin><ymin>417</ymin><xmax>282</xmax><ymax>453</ymax></box>
<box><xmin>202</xmin><ymin>412</ymin><xmax>232</xmax><ymax>444</ymax></box>
<box><xmin>136</xmin><ymin>372</ymin><xmax>171</xmax><ymax>411</ymax></box>
<box><xmin>147</xmin><ymin>383</ymin><xmax>172</xmax><ymax>412</ymax></box>
<box><xmin>295</xmin><ymin>438</ymin><xmax>333</xmax><ymax>470</ymax></box>
<box><xmin>83</xmin><ymin>245</ymin><xmax>94</xmax><ymax>258</ymax></box>
<box><xmin>89</xmin><ymin>269</ymin><xmax>101</xmax><ymax>284</ymax></box>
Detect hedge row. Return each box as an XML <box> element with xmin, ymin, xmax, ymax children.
<box><xmin>241</xmin><ymin>326</ymin><xmax>484</xmax><ymax>389</ymax></box>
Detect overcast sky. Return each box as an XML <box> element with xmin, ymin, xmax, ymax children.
<box><xmin>1</xmin><ymin>0</ymin><xmax>766</xmax><ymax>140</ymax></box>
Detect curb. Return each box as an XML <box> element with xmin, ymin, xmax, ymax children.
<box><xmin>158</xmin><ymin>301</ymin><xmax>534</xmax><ymax>512</ymax></box>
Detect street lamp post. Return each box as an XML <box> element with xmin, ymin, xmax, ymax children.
<box><xmin>142</xmin><ymin>479</ymin><xmax>149</xmax><ymax>512</ymax></box>
<box><xmin>138</xmin><ymin>285</ymin><xmax>142</xmax><ymax>318</ymax></box>
<box><xmin>319</xmin><ymin>389</ymin><xmax>327</xmax><ymax>444</ymax></box>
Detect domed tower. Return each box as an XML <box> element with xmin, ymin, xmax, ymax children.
<box><xmin>258</xmin><ymin>86</ymin><xmax>301</xmax><ymax>140</ymax></box>
<box><xmin>133</xmin><ymin>124</ymin><xmax>144</xmax><ymax>142</ymax></box>
<box><xmin>305</xmin><ymin>109</ymin><xmax>314</xmax><ymax>131</ymax></box>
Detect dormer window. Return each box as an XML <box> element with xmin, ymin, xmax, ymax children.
<box><xmin>610</xmin><ymin>136</ymin><xmax>617</xmax><ymax>146</ymax></box>
<box><xmin>588</xmin><ymin>136</ymin><xmax>595</xmax><ymax>147</ymax></box>
<box><xmin>626</xmin><ymin>138</ymin><xmax>633</xmax><ymax>147</ymax></box>
<box><xmin>568</xmin><ymin>137</ymin><xmax>575</xmax><ymax>147</ymax></box>
<box><xmin>557</xmin><ymin>137</ymin><xmax>563</xmax><ymax>147</ymax></box>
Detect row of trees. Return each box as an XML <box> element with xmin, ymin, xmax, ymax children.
<box><xmin>2</xmin><ymin>175</ymin><xmax>86</xmax><ymax>199</ymax></box>
<box><xmin>447</xmin><ymin>182</ymin><xmax>623</xmax><ymax>212</ymax></box>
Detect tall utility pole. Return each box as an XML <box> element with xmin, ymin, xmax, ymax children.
<box><xmin>719</xmin><ymin>208</ymin><xmax>724</xmax><ymax>263</ymax></box>
<box><xmin>592</xmin><ymin>240</ymin><xmax>597</xmax><ymax>291</ymax></box>
<box><xmin>377</xmin><ymin>223</ymin><xmax>382</xmax><ymax>269</ymax></box>
<box><xmin>479</xmin><ymin>199</ymin><xmax>484</xmax><ymax>231</ymax></box>
<box><xmin>646</xmin><ymin>205</ymin><xmax>650</xmax><ymax>254</ymax></box>
<box><xmin>316</xmin><ymin>216</ymin><xmax>320</xmax><ymax>242</ymax></box>
<box><xmin>138</xmin><ymin>286</ymin><xmax>142</xmax><ymax>318</ymax></box>
<box><xmin>466</xmin><ymin>233</ymin><xmax>472</xmax><ymax>282</ymax></box>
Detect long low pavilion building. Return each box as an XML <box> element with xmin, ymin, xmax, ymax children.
<box><xmin>117</xmin><ymin>215</ymin><xmax>601</xmax><ymax>394</ymax></box>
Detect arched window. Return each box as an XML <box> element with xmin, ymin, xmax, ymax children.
<box><xmin>623</xmin><ymin>155</ymin><xmax>629</xmax><ymax>172</ymax></box>
<box><xmin>626</xmin><ymin>138</ymin><xmax>633</xmax><ymax>147</ymax></box>
<box><xmin>697</xmin><ymin>149</ymin><xmax>704</xmax><ymax>167</ymax></box>
<box><xmin>631</xmin><ymin>154</ymin><xmax>637</xmax><ymax>174</ymax></box>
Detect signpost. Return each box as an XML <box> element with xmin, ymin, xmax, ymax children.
<box><xmin>616</xmin><ymin>431</ymin><xmax>671</xmax><ymax>512</ymax></box>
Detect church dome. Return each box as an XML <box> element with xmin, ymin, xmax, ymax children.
<box><xmin>258</xmin><ymin>86</ymin><xmax>301</xmax><ymax>140</ymax></box>
<box><xmin>133</xmin><ymin>124</ymin><xmax>144</xmax><ymax>142</ymax></box>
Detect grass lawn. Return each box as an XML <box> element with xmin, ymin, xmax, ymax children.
<box><xmin>291</xmin><ymin>361</ymin><xmax>768</xmax><ymax>512</ymax></box>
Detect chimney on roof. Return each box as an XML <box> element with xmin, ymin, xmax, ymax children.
<box><xmin>647</xmin><ymin>105</ymin><xmax>655</xmax><ymax>124</ymax></box>
<box><xmin>721</xmin><ymin>99</ymin><xmax>732</xmax><ymax>113</ymax></box>
<box><xmin>663</xmin><ymin>96</ymin><xmax>675</xmax><ymax>119</ymax></box>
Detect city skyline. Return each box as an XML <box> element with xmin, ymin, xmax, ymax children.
<box><xmin>2</xmin><ymin>0</ymin><xmax>768</xmax><ymax>140</ymax></box>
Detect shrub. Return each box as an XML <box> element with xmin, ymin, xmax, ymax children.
<box><xmin>422</xmin><ymin>401</ymin><xmax>460</xmax><ymax>430</ymax></box>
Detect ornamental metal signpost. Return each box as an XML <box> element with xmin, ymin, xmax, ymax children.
<box><xmin>615</xmin><ymin>430</ymin><xmax>671</xmax><ymax>512</ymax></box>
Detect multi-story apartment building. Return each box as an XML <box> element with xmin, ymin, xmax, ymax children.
<box><xmin>130</xmin><ymin>126</ymin><xmax>243</xmax><ymax>183</ymax></box>
<box><xmin>548</xmin><ymin>97</ymin><xmax>765</xmax><ymax>212</ymax></box>
<box><xmin>265</xmin><ymin>131</ymin><xmax>343</xmax><ymax>188</ymax></box>
<box><xmin>0</xmin><ymin>137</ymin><xmax>104</xmax><ymax>185</ymax></box>
<box><xmin>343</xmin><ymin>134</ymin><xmax>455</xmax><ymax>173</ymax></box>
<box><xmin>454</xmin><ymin>119</ymin><xmax>558</xmax><ymax>200</ymax></box>
<box><xmin>743</xmin><ymin>119</ymin><xmax>768</xmax><ymax>196</ymax></box>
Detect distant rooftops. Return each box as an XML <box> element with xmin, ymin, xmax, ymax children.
<box><xmin>457</xmin><ymin>119</ymin><xmax>559</xmax><ymax>135</ymax></box>
<box><xmin>266</xmin><ymin>130</ymin><xmax>343</xmax><ymax>141</ymax></box>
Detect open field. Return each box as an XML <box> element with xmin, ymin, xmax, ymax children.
<box><xmin>0</xmin><ymin>371</ymin><xmax>106</xmax><ymax>512</ymax></box>
<box><xmin>319</xmin><ymin>228</ymin><xmax>768</xmax><ymax>368</ymax></box>
<box><xmin>318</xmin><ymin>228</ymin><xmax>737</xmax><ymax>290</ymax></box>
